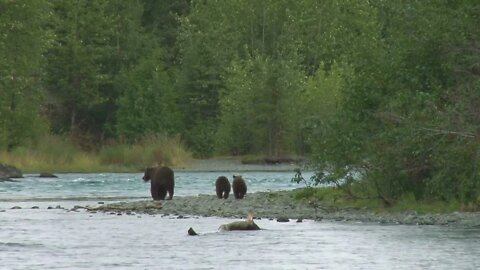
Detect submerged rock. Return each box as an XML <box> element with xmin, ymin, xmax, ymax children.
<box><xmin>276</xmin><ymin>217</ymin><xmax>290</xmax><ymax>222</ymax></box>
<box><xmin>38</xmin><ymin>172</ymin><xmax>58</xmax><ymax>178</ymax></box>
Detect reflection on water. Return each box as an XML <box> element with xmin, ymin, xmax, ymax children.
<box><xmin>0</xmin><ymin>208</ymin><xmax>479</xmax><ymax>270</ymax></box>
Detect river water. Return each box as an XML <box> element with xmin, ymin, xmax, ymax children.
<box><xmin>1</xmin><ymin>172</ymin><xmax>479</xmax><ymax>269</ymax></box>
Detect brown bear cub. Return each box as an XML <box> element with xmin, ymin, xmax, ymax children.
<box><xmin>215</xmin><ymin>176</ymin><xmax>231</xmax><ymax>199</ymax></box>
<box><xmin>142</xmin><ymin>166</ymin><xmax>174</xmax><ymax>200</ymax></box>
<box><xmin>232</xmin><ymin>175</ymin><xmax>247</xmax><ymax>199</ymax></box>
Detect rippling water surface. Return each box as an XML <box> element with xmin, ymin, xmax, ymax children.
<box><xmin>1</xmin><ymin>172</ymin><xmax>479</xmax><ymax>269</ymax></box>
<box><xmin>0</xmin><ymin>171</ymin><xmax>306</xmax><ymax>202</ymax></box>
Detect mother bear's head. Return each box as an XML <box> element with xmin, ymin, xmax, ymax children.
<box><xmin>142</xmin><ymin>167</ymin><xmax>156</xmax><ymax>181</ymax></box>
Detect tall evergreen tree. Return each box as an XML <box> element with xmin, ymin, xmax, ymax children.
<box><xmin>45</xmin><ymin>0</ymin><xmax>148</xmax><ymax>146</ymax></box>
<box><xmin>0</xmin><ymin>0</ymin><xmax>51</xmax><ymax>150</ymax></box>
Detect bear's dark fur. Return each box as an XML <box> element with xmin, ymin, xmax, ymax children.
<box><xmin>142</xmin><ymin>166</ymin><xmax>174</xmax><ymax>200</ymax></box>
<box><xmin>215</xmin><ymin>176</ymin><xmax>231</xmax><ymax>199</ymax></box>
<box><xmin>232</xmin><ymin>175</ymin><xmax>247</xmax><ymax>199</ymax></box>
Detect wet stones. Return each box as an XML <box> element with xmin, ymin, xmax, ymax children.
<box><xmin>276</xmin><ymin>217</ymin><xmax>290</xmax><ymax>223</ymax></box>
<box><xmin>38</xmin><ymin>172</ymin><xmax>58</xmax><ymax>178</ymax></box>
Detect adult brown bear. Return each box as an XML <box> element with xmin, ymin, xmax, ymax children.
<box><xmin>232</xmin><ymin>175</ymin><xmax>247</xmax><ymax>199</ymax></box>
<box><xmin>142</xmin><ymin>166</ymin><xmax>174</xmax><ymax>200</ymax></box>
<box><xmin>215</xmin><ymin>176</ymin><xmax>231</xmax><ymax>199</ymax></box>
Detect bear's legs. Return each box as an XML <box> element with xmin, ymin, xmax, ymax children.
<box><xmin>158</xmin><ymin>187</ymin><xmax>167</xmax><ymax>200</ymax></box>
<box><xmin>166</xmin><ymin>188</ymin><xmax>174</xmax><ymax>200</ymax></box>
<box><xmin>151</xmin><ymin>184</ymin><xmax>160</xmax><ymax>200</ymax></box>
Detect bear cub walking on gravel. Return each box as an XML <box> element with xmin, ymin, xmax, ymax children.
<box><xmin>215</xmin><ymin>176</ymin><xmax>231</xmax><ymax>199</ymax></box>
<box><xmin>232</xmin><ymin>175</ymin><xmax>247</xmax><ymax>199</ymax></box>
<box><xmin>142</xmin><ymin>166</ymin><xmax>174</xmax><ymax>200</ymax></box>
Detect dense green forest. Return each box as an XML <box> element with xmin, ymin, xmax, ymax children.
<box><xmin>1</xmin><ymin>0</ymin><xmax>479</xmax><ymax>206</ymax></box>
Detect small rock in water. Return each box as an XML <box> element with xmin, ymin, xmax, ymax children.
<box><xmin>296</xmin><ymin>218</ymin><xmax>303</xmax><ymax>223</ymax></box>
<box><xmin>98</xmin><ymin>202</ymin><xmax>104</xmax><ymax>204</ymax></box>
<box><xmin>31</xmin><ymin>206</ymin><xmax>39</xmax><ymax>209</ymax></box>
<box><xmin>55</xmin><ymin>205</ymin><xmax>63</xmax><ymax>209</ymax></box>
<box><xmin>11</xmin><ymin>206</ymin><xmax>21</xmax><ymax>209</ymax></box>
<box><xmin>188</xmin><ymin>227</ymin><xmax>198</xmax><ymax>236</ymax></box>
<box><xmin>38</xmin><ymin>172</ymin><xmax>58</xmax><ymax>178</ymax></box>
<box><xmin>277</xmin><ymin>217</ymin><xmax>290</xmax><ymax>222</ymax></box>
<box><xmin>0</xmin><ymin>210</ymin><xmax>5</xmax><ymax>212</ymax></box>
<box><xmin>47</xmin><ymin>206</ymin><xmax>53</xmax><ymax>209</ymax></box>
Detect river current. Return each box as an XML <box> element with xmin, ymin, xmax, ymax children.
<box><xmin>1</xmin><ymin>172</ymin><xmax>479</xmax><ymax>269</ymax></box>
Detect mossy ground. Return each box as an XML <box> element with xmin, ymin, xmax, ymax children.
<box><xmin>291</xmin><ymin>186</ymin><xmax>465</xmax><ymax>214</ymax></box>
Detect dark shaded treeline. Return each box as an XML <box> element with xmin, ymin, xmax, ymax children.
<box><xmin>0</xmin><ymin>0</ymin><xmax>479</xmax><ymax>205</ymax></box>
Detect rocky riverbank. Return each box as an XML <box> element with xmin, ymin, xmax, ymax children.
<box><xmin>85</xmin><ymin>190</ymin><xmax>480</xmax><ymax>227</ymax></box>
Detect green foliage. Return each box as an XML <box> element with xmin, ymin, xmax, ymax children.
<box><xmin>309</xmin><ymin>0</ymin><xmax>480</xmax><ymax>205</ymax></box>
<box><xmin>216</xmin><ymin>56</ymin><xmax>304</xmax><ymax>156</ymax></box>
<box><xmin>115</xmin><ymin>50</ymin><xmax>182</xmax><ymax>142</ymax></box>
<box><xmin>0</xmin><ymin>0</ymin><xmax>51</xmax><ymax>150</ymax></box>
<box><xmin>291</xmin><ymin>187</ymin><xmax>345</xmax><ymax>206</ymax></box>
<box><xmin>185</xmin><ymin>119</ymin><xmax>217</xmax><ymax>158</ymax></box>
<box><xmin>45</xmin><ymin>0</ymin><xmax>150</xmax><ymax>146</ymax></box>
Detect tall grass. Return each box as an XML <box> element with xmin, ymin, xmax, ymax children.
<box><xmin>0</xmin><ymin>134</ymin><xmax>191</xmax><ymax>173</ymax></box>
<box><xmin>0</xmin><ymin>135</ymin><xmax>102</xmax><ymax>172</ymax></box>
<box><xmin>98</xmin><ymin>134</ymin><xmax>192</xmax><ymax>170</ymax></box>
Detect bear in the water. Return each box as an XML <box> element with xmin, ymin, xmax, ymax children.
<box><xmin>232</xmin><ymin>175</ymin><xmax>247</xmax><ymax>199</ymax></box>
<box><xmin>142</xmin><ymin>166</ymin><xmax>174</xmax><ymax>200</ymax></box>
<box><xmin>215</xmin><ymin>176</ymin><xmax>231</xmax><ymax>199</ymax></box>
